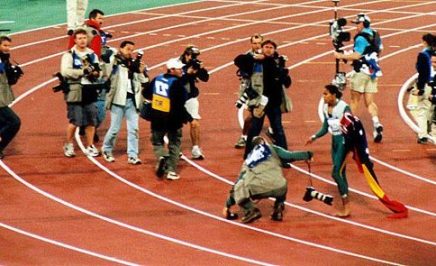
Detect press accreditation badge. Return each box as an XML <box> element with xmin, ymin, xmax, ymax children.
<box><xmin>152</xmin><ymin>80</ymin><xmax>171</xmax><ymax>112</ymax></box>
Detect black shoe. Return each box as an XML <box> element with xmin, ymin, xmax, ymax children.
<box><xmin>241</xmin><ymin>208</ymin><xmax>261</xmax><ymax>224</ymax></box>
<box><xmin>417</xmin><ymin>137</ymin><xmax>428</xmax><ymax>144</ymax></box>
<box><xmin>225</xmin><ymin>209</ymin><xmax>239</xmax><ymax>220</ymax></box>
<box><xmin>155</xmin><ymin>156</ymin><xmax>167</xmax><ymax>178</ymax></box>
<box><xmin>281</xmin><ymin>161</ymin><xmax>292</xmax><ymax>168</ymax></box>
<box><xmin>303</xmin><ymin>187</ymin><xmax>315</xmax><ymax>202</ymax></box>
<box><xmin>271</xmin><ymin>203</ymin><xmax>284</xmax><ymax>221</ymax></box>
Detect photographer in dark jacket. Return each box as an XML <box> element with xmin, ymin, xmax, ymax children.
<box><xmin>179</xmin><ymin>45</ymin><xmax>209</xmax><ymax>160</ymax></box>
<box><xmin>143</xmin><ymin>58</ymin><xmax>195</xmax><ymax>180</ymax></box>
<box><xmin>0</xmin><ymin>36</ymin><xmax>22</xmax><ymax>159</ymax></box>
<box><xmin>234</xmin><ymin>39</ymin><xmax>292</xmax><ymax>159</ymax></box>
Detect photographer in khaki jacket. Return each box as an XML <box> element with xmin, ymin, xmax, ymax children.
<box><xmin>0</xmin><ymin>36</ymin><xmax>22</xmax><ymax>159</ymax></box>
<box><xmin>101</xmin><ymin>41</ymin><xmax>148</xmax><ymax>164</ymax></box>
<box><xmin>223</xmin><ymin>136</ymin><xmax>313</xmax><ymax>224</ymax></box>
<box><xmin>61</xmin><ymin>29</ymin><xmax>101</xmax><ymax>158</ymax></box>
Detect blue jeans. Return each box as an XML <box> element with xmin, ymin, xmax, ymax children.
<box><xmin>244</xmin><ymin>105</ymin><xmax>287</xmax><ymax>158</ymax></box>
<box><xmin>0</xmin><ymin>106</ymin><xmax>21</xmax><ymax>153</ymax></box>
<box><xmin>102</xmin><ymin>98</ymin><xmax>139</xmax><ymax>158</ymax></box>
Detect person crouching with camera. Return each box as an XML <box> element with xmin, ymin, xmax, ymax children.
<box><xmin>179</xmin><ymin>45</ymin><xmax>209</xmax><ymax>160</ymax></box>
<box><xmin>0</xmin><ymin>36</ymin><xmax>23</xmax><ymax>159</ymax></box>
<box><xmin>101</xmin><ymin>41</ymin><xmax>148</xmax><ymax>164</ymax></box>
<box><xmin>61</xmin><ymin>29</ymin><xmax>101</xmax><ymax>158</ymax></box>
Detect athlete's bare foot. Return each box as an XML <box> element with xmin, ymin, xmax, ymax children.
<box><xmin>334</xmin><ymin>196</ymin><xmax>351</xmax><ymax>217</ymax></box>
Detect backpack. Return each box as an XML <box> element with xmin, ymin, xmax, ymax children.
<box><xmin>356</xmin><ymin>29</ymin><xmax>382</xmax><ymax>55</ymax></box>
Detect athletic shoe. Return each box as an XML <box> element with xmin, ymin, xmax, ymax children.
<box><xmin>63</xmin><ymin>143</ymin><xmax>75</xmax><ymax>158</ymax></box>
<box><xmin>192</xmin><ymin>146</ymin><xmax>204</xmax><ymax>160</ymax></box>
<box><xmin>373</xmin><ymin>123</ymin><xmax>383</xmax><ymax>143</ymax></box>
<box><xmin>234</xmin><ymin>136</ymin><xmax>246</xmax><ymax>149</ymax></box>
<box><xmin>166</xmin><ymin>171</ymin><xmax>180</xmax><ymax>180</ymax></box>
<box><xmin>102</xmin><ymin>150</ymin><xmax>115</xmax><ymax>162</ymax></box>
<box><xmin>155</xmin><ymin>156</ymin><xmax>167</xmax><ymax>178</ymax></box>
<box><xmin>241</xmin><ymin>208</ymin><xmax>261</xmax><ymax>224</ymax></box>
<box><xmin>128</xmin><ymin>157</ymin><xmax>142</xmax><ymax>165</ymax></box>
<box><xmin>85</xmin><ymin>145</ymin><xmax>100</xmax><ymax>157</ymax></box>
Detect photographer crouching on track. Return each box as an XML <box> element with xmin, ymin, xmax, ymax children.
<box><xmin>60</xmin><ymin>29</ymin><xmax>101</xmax><ymax>158</ymax></box>
<box><xmin>0</xmin><ymin>36</ymin><xmax>23</xmax><ymax>159</ymax></box>
<box><xmin>179</xmin><ymin>45</ymin><xmax>209</xmax><ymax>160</ymax></box>
<box><xmin>234</xmin><ymin>39</ymin><xmax>292</xmax><ymax>161</ymax></box>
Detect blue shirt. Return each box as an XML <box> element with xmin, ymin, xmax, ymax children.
<box><xmin>354</xmin><ymin>28</ymin><xmax>373</xmax><ymax>55</ymax></box>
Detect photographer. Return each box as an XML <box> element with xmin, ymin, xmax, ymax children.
<box><xmin>61</xmin><ymin>29</ymin><xmax>101</xmax><ymax>158</ymax></box>
<box><xmin>234</xmin><ymin>34</ymin><xmax>264</xmax><ymax>149</ymax></box>
<box><xmin>101</xmin><ymin>41</ymin><xmax>148</xmax><ymax>164</ymax></box>
<box><xmin>223</xmin><ymin>136</ymin><xmax>313</xmax><ymax>223</ymax></box>
<box><xmin>334</xmin><ymin>13</ymin><xmax>384</xmax><ymax>143</ymax></box>
<box><xmin>410</xmin><ymin>33</ymin><xmax>436</xmax><ymax>144</ymax></box>
<box><xmin>234</xmin><ymin>40</ymin><xmax>291</xmax><ymax>160</ymax></box>
<box><xmin>179</xmin><ymin>45</ymin><xmax>209</xmax><ymax>160</ymax></box>
<box><xmin>0</xmin><ymin>36</ymin><xmax>22</xmax><ymax>159</ymax></box>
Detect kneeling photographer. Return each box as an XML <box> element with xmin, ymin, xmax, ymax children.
<box><xmin>60</xmin><ymin>29</ymin><xmax>101</xmax><ymax>158</ymax></box>
<box><xmin>179</xmin><ymin>45</ymin><xmax>209</xmax><ymax>160</ymax></box>
<box><xmin>0</xmin><ymin>35</ymin><xmax>23</xmax><ymax>159</ymax></box>
<box><xmin>234</xmin><ymin>39</ymin><xmax>292</xmax><ymax>160</ymax></box>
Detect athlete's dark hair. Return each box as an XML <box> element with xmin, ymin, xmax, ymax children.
<box><xmin>325</xmin><ymin>84</ymin><xmax>342</xmax><ymax>99</ymax></box>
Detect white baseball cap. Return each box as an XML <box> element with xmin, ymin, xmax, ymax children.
<box><xmin>352</xmin><ymin>13</ymin><xmax>371</xmax><ymax>24</ymax></box>
<box><xmin>166</xmin><ymin>58</ymin><xmax>185</xmax><ymax>69</ymax></box>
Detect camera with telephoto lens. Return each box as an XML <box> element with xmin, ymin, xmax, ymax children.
<box><xmin>52</xmin><ymin>72</ymin><xmax>69</xmax><ymax>93</ymax></box>
<box><xmin>129</xmin><ymin>50</ymin><xmax>144</xmax><ymax>73</ymax></box>
<box><xmin>303</xmin><ymin>186</ymin><xmax>333</xmax><ymax>206</ymax></box>
<box><xmin>329</xmin><ymin>18</ymin><xmax>351</xmax><ymax>51</ymax></box>
<box><xmin>235</xmin><ymin>86</ymin><xmax>259</xmax><ymax>108</ymax></box>
<box><xmin>185</xmin><ymin>46</ymin><xmax>202</xmax><ymax>71</ymax></box>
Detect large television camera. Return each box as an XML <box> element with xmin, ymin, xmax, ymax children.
<box><xmin>329</xmin><ymin>18</ymin><xmax>350</xmax><ymax>51</ymax></box>
<box><xmin>329</xmin><ymin>0</ymin><xmax>350</xmax><ymax>91</ymax></box>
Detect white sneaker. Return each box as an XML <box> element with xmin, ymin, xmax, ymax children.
<box><xmin>373</xmin><ymin>123</ymin><xmax>383</xmax><ymax>143</ymax></box>
<box><xmin>128</xmin><ymin>157</ymin><xmax>142</xmax><ymax>165</ymax></box>
<box><xmin>86</xmin><ymin>145</ymin><xmax>100</xmax><ymax>157</ymax></box>
<box><xmin>166</xmin><ymin>171</ymin><xmax>180</xmax><ymax>180</ymax></box>
<box><xmin>191</xmin><ymin>146</ymin><xmax>204</xmax><ymax>160</ymax></box>
<box><xmin>63</xmin><ymin>143</ymin><xmax>75</xmax><ymax>158</ymax></box>
<box><xmin>102</xmin><ymin>150</ymin><xmax>115</xmax><ymax>162</ymax></box>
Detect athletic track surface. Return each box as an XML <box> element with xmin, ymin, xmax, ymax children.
<box><xmin>0</xmin><ymin>0</ymin><xmax>435</xmax><ymax>265</ymax></box>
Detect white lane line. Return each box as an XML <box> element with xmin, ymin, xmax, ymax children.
<box><xmin>9</xmin><ymin>0</ymin><xmax>203</xmax><ymax>36</ymax></box>
<box><xmin>0</xmin><ymin>159</ymin><xmax>274</xmax><ymax>266</ymax></box>
<box><xmin>0</xmin><ymin>220</ymin><xmax>139</xmax><ymax>266</ymax></box>
<box><xmin>71</xmin><ymin>132</ymin><xmax>402</xmax><ymax>265</ymax></box>
<box><xmin>183</xmin><ymin>154</ymin><xmax>436</xmax><ymax>246</ymax></box>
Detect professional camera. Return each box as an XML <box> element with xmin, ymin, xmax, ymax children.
<box><xmin>303</xmin><ymin>186</ymin><xmax>333</xmax><ymax>206</ymax></box>
<box><xmin>329</xmin><ymin>17</ymin><xmax>350</xmax><ymax>51</ymax></box>
<box><xmin>129</xmin><ymin>50</ymin><xmax>143</xmax><ymax>73</ymax></box>
<box><xmin>52</xmin><ymin>72</ymin><xmax>69</xmax><ymax>93</ymax></box>
<box><xmin>185</xmin><ymin>46</ymin><xmax>203</xmax><ymax>71</ymax></box>
<box><xmin>235</xmin><ymin>86</ymin><xmax>259</xmax><ymax>108</ymax></box>
<box><xmin>5</xmin><ymin>64</ymin><xmax>23</xmax><ymax>85</ymax></box>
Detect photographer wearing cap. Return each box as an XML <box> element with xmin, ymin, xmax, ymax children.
<box><xmin>179</xmin><ymin>45</ymin><xmax>209</xmax><ymax>160</ymax></box>
<box><xmin>234</xmin><ymin>39</ymin><xmax>292</xmax><ymax>160</ymax></box>
<box><xmin>334</xmin><ymin>13</ymin><xmax>384</xmax><ymax>143</ymax></box>
<box><xmin>101</xmin><ymin>41</ymin><xmax>148</xmax><ymax>164</ymax></box>
<box><xmin>143</xmin><ymin>58</ymin><xmax>195</xmax><ymax>180</ymax></box>
<box><xmin>61</xmin><ymin>29</ymin><xmax>101</xmax><ymax>158</ymax></box>
<box><xmin>0</xmin><ymin>36</ymin><xmax>22</xmax><ymax>159</ymax></box>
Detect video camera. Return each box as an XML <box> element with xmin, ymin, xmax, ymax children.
<box><xmin>329</xmin><ymin>18</ymin><xmax>350</xmax><ymax>51</ymax></box>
